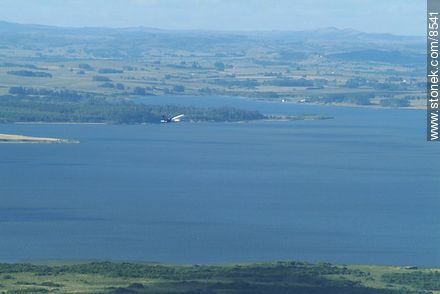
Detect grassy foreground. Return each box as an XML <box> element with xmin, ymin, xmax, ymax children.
<box><xmin>0</xmin><ymin>261</ymin><xmax>437</xmax><ymax>294</ymax></box>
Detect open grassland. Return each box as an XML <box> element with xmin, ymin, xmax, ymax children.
<box><xmin>0</xmin><ymin>57</ymin><xmax>425</xmax><ymax>109</ymax></box>
<box><xmin>0</xmin><ymin>22</ymin><xmax>426</xmax><ymax>110</ymax></box>
<box><xmin>0</xmin><ymin>261</ymin><xmax>438</xmax><ymax>294</ymax></box>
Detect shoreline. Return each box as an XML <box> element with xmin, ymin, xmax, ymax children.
<box><xmin>13</xmin><ymin>122</ymin><xmax>107</xmax><ymax>125</ymax></box>
<box><xmin>301</xmin><ymin>102</ymin><xmax>425</xmax><ymax>110</ymax></box>
<box><xmin>0</xmin><ymin>133</ymin><xmax>80</xmax><ymax>144</ymax></box>
<box><xmin>134</xmin><ymin>94</ymin><xmax>426</xmax><ymax>110</ymax></box>
<box><xmin>266</xmin><ymin>99</ymin><xmax>426</xmax><ymax>110</ymax></box>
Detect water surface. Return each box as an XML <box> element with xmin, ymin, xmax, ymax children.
<box><xmin>0</xmin><ymin>97</ymin><xmax>438</xmax><ymax>266</ymax></box>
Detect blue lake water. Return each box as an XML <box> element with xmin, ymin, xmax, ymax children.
<box><xmin>0</xmin><ymin>96</ymin><xmax>439</xmax><ymax>266</ymax></box>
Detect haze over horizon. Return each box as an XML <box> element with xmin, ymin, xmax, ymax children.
<box><xmin>0</xmin><ymin>0</ymin><xmax>425</xmax><ymax>36</ymax></box>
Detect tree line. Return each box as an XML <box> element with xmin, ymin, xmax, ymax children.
<box><xmin>0</xmin><ymin>95</ymin><xmax>264</xmax><ymax>124</ymax></box>
<box><xmin>7</xmin><ymin>70</ymin><xmax>52</xmax><ymax>78</ymax></box>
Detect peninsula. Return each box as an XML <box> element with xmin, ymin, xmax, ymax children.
<box><xmin>0</xmin><ymin>133</ymin><xmax>79</xmax><ymax>144</ymax></box>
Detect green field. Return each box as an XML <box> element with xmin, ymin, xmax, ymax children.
<box><xmin>0</xmin><ymin>21</ymin><xmax>426</xmax><ymax>110</ymax></box>
<box><xmin>0</xmin><ymin>261</ymin><xmax>438</xmax><ymax>293</ymax></box>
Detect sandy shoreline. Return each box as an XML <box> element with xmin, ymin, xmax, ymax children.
<box><xmin>13</xmin><ymin>122</ymin><xmax>106</xmax><ymax>125</ymax></box>
<box><xmin>274</xmin><ymin>100</ymin><xmax>425</xmax><ymax>110</ymax></box>
<box><xmin>0</xmin><ymin>134</ymin><xmax>79</xmax><ymax>144</ymax></box>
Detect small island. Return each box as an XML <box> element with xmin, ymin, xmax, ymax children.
<box><xmin>0</xmin><ymin>134</ymin><xmax>79</xmax><ymax>144</ymax></box>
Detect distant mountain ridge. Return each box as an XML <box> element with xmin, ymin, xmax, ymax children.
<box><xmin>0</xmin><ymin>20</ymin><xmax>423</xmax><ymax>41</ymax></box>
<box><xmin>0</xmin><ymin>20</ymin><xmax>424</xmax><ymax>65</ymax></box>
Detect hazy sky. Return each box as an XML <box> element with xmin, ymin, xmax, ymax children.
<box><xmin>0</xmin><ymin>0</ymin><xmax>425</xmax><ymax>35</ymax></box>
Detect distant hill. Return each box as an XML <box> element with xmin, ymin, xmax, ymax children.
<box><xmin>0</xmin><ymin>20</ymin><xmax>424</xmax><ymax>63</ymax></box>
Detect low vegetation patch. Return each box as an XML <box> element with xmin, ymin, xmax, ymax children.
<box><xmin>0</xmin><ymin>261</ymin><xmax>433</xmax><ymax>294</ymax></box>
